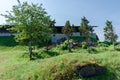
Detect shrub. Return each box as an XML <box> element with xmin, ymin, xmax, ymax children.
<box><xmin>64</xmin><ymin>39</ymin><xmax>74</xmax><ymax>44</ymax></box>
<box><xmin>87</xmin><ymin>47</ymin><xmax>97</xmax><ymax>54</ymax></box>
<box><xmin>57</xmin><ymin>39</ymin><xmax>74</xmax><ymax>50</ymax></box>
<box><xmin>114</xmin><ymin>44</ymin><xmax>120</xmax><ymax>51</ymax></box>
<box><xmin>97</xmin><ymin>41</ymin><xmax>110</xmax><ymax>47</ymax></box>
<box><xmin>57</xmin><ymin>43</ymin><xmax>67</xmax><ymax>50</ymax></box>
<box><xmin>82</xmin><ymin>42</ymin><xmax>87</xmax><ymax>49</ymax></box>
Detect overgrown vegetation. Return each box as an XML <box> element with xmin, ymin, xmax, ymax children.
<box><xmin>0</xmin><ymin>45</ymin><xmax>120</xmax><ymax>80</ymax></box>
<box><xmin>0</xmin><ymin>36</ymin><xmax>120</xmax><ymax>80</ymax></box>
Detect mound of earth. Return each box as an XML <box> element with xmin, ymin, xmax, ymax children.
<box><xmin>75</xmin><ymin>63</ymin><xmax>106</xmax><ymax>78</ymax></box>
<box><xmin>54</xmin><ymin>62</ymin><xmax>107</xmax><ymax>80</ymax></box>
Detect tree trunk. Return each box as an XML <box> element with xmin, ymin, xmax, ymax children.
<box><xmin>113</xmin><ymin>42</ymin><xmax>115</xmax><ymax>50</ymax></box>
<box><xmin>29</xmin><ymin>36</ymin><xmax>33</xmax><ymax>60</ymax></box>
<box><xmin>67</xmin><ymin>36</ymin><xmax>71</xmax><ymax>52</ymax></box>
<box><xmin>46</xmin><ymin>41</ymin><xmax>49</xmax><ymax>52</ymax></box>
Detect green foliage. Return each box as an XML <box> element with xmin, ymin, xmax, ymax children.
<box><xmin>57</xmin><ymin>39</ymin><xmax>74</xmax><ymax>50</ymax></box>
<box><xmin>87</xmin><ymin>47</ymin><xmax>98</xmax><ymax>54</ymax></box>
<box><xmin>64</xmin><ymin>39</ymin><xmax>74</xmax><ymax>44</ymax></box>
<box><xmin>114</xmin><ymin>43</ymin><xmax>120</xmax><ymax>51</ymax></box>
<box><xmin>62</xmin><ymin>21</ymin><xmax>74</xmax><ymax>51</ymax></box>
<box><xmin>97</xmin><ymin>41</ymin><xmax>112</xmax><ymax>47</ymax></box>
<box><xmin>1</xmin><ymin>1</ymin><xmax>52</xmax><ymax>45</ymax></box>
<box><xmin>1</xmin><ymin>1</ymin><xmax>53</xmax><ymax>60</ymax></box>
<box><xmin>79</xmin><ymin>17</ymin><xmax>93</xmax><ymax>37</ymax></box>
<box><xmin>21</xmin><ymin>49</ymin><xmax>59</xmax><ymax>59</ymax></box>
<box><xmin>0</xmin><ymin>36</ymin><xmax>18</xmax><ymax>46</ymax></box>
<box><xmin>62</xmin><ymin>20</ymin><xmax>73</xmax><ymax>37</ymax></box>
<box><xmin>0</xmin><ymin>46</ymin><xmax>120</xmax><ymax>80</ymax></box>
<box><xmin>57</xmin><ymin>43</ymin><xmax>67</xmax><ymax>50</ymax></box>
<box><xmin>71</xmin><ymin>36</ymin><xmax>98</xmax><ymax>42</ymax></box>
<box><xmin>104</xmin><ymin>20</ymin><xmax>118</xmax><ymax>42</ymax></box>
<box><xmin>82</xmin><ymin>42</ymin><xmax>87</xmax><ymax>49</ymax></box>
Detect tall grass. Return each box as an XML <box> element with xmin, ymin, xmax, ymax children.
<box><xmin>0</xmin><ymin>45</ymin><xmax>120</xmax><ymax>80</ymax></box>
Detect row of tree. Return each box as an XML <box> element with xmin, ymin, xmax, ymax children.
<box><xmin>62</xmin><ymin>17</ymin><xmax>118</xmax><ymax>51</ymax></box>
<box><xmin>0</xmin><ymin>0</ymin><xmax>118</xmax><ymax>60</ymax></box>
<box><xmin>62</xmin><ymin>17</ymin><xmax>95</xmax><ymax>51</ymax></box>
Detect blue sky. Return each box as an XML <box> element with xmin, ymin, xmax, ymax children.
<box><xmin>0</xmin><ymin>0</ymin><xmax>120</xmax><ymax>41</ymax></box>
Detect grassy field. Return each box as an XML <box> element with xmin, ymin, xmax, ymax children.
<box><xmin>0</xmin><ymin>36</ymin><xmax>120</xmax><ymax>80</ymax></box>
<box><xmin>0</xmin><ymin>45</ymin><xmax>120</xmax><ymax>80</ymax></box>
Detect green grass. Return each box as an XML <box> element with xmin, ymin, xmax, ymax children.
<box><xmin>0</xmin><ymin>45</ymin><xmax>120</xmax><ymax>80</ymax></box>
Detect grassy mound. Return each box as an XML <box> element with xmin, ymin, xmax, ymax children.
<box><xmin>0</xmin><ymin>46</ymin><xmax>120</xmax><ymax>80</ymax></box>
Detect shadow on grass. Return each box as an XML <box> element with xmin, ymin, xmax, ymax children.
<box><xmin>47</xmin><ymin>62</ymin><xmax>117</xmax><ymax>80</ymax></box>
<box><xmin>33</xmin><ymin>50</ymin><xmax>59</xmax><ymax>59</ymax></box>
<box><xmin>115</xmin><ymin>48</ymin><xmax>120</xmax><ymax>51</ymax></box>
<box><xmin>80</xmin><ymin>67</ymin><xmax>117</xmax><ymax>80</ymax></box>
<box><xmin>21</xmin><ymin>50</ymin><xmax>59</xmax><ymax>60</ymax></box>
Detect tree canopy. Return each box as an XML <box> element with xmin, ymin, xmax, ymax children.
<box><xmin>79</xmin><ymin>17</ymin><xmax>93</xmax><ymax>37</ymax></box>
<box><xmin>104</xmin><ymin>20</ymin><xmax>118</xmax><ymax>42</ymax></box>
<box><xmin>1</xmin><ymin>0</ymin><xmax>52</xmax><ymax>60</ymax></box>
<box><xmin>62</xmin><ymin>21</ymin><xmax>73</xmax><ymax>38</ymax></box>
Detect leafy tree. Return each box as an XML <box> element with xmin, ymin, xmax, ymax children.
<box><xmin>79</xmin><ymin>17</ymin><xmax>93</xmax><ymax>37</ymax></box>
<box><xmin>79</xmin><ymin>17</ymin><xmax>96</xmax><ymax>43</ymax></box>
<box><xmin>104</xmin><ymin>20</ymin><xmax>118</xmax><ymax>45</ymax></box>
<box><xmin>62</xmin><ymin>20</ymin><xmax>73</xmax><ymax>51</ymax></box>
<box><xmin>1</xmin><ymin>0</ymin><xmax>52</xmax><ymax>60</ymax></box>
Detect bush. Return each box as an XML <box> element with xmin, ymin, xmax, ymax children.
<box><xmin>57</xmin><ymin>43</ymin><xmax>67</xmax><ymax>50</ymax></box>
<box><xmin>57</xmin><ymin>39</ymin><xmax>75</xmax><ymax>50</ymax></box>
<box><xmin>71</xmin><ymin>36</ymin><xmax>98</xmax><ymax>43</ymax></box>
<box><xmin>114</xmin><ymin>44</ymin><xmax>120</xmax><ymax>51</ymax></box>
<box><xmin>87</xmin><ymin>47</ymin><xmax>97</xmax><ymax>54</ymax></box>
<box><xmin>97</xmin><ymin>41</ymin><xmax>110</xmax><ymax>47</ymax></box>
<box><xmin>64</xmin><ymin>39</ymin><xmax>74</xmax><ymax>44</ymax></box>
<box><xmin>82</xmin><ymin>42</ymin><xmax>87</xmax><ymax>49</ymax></box>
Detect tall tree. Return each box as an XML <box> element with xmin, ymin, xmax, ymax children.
<box><xmin>1</xmin><ymin>0</ymin><xmax>52</xmax><ymax>60</ymax></box>
<box><xmin>104</xmin><ymin>20</ymin><xmax>118</xmax><ymax>43</ymax></box>
<box><xmin>62</xmin><ymin>20</ymin><xmax>73</xmax><ymax>51</ymax></box>
<box><xmin>79</xmin><ymin>17</ymin><xmax>92</xmax><ymax>37</ymax></box>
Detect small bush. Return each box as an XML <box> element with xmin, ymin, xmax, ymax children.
<box><xmin>57</xmin><ymin>39</ymin><xmax>74</xmax><ymax>50</ymax></box>
<box><xmin>82</xmin><ymin>42</ymin><xmax>87</xmax><ymax>49</ymax></box>
<box><xmin>114</xmin><ymin>44</ymin><xmax>120</xmax><ymax>51</ymax></box>
<box><xmin>64</xmin><ymin>39</ymin><xmax>74</xmax><ymax>44</ymax></box>
<box><xmin>87</xmin><ymin>47</ymin><xmax>97</xmax><ymax>54</ymax></box>
<box><xmin>57</xmin><ymin>43</ymin><xmax>67</xmax><ymax>50</ymax></box>
<box><xmin>97</xmin><ymin>41</ymin><xmax>110</xmax><ymax>47</ymax></box>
